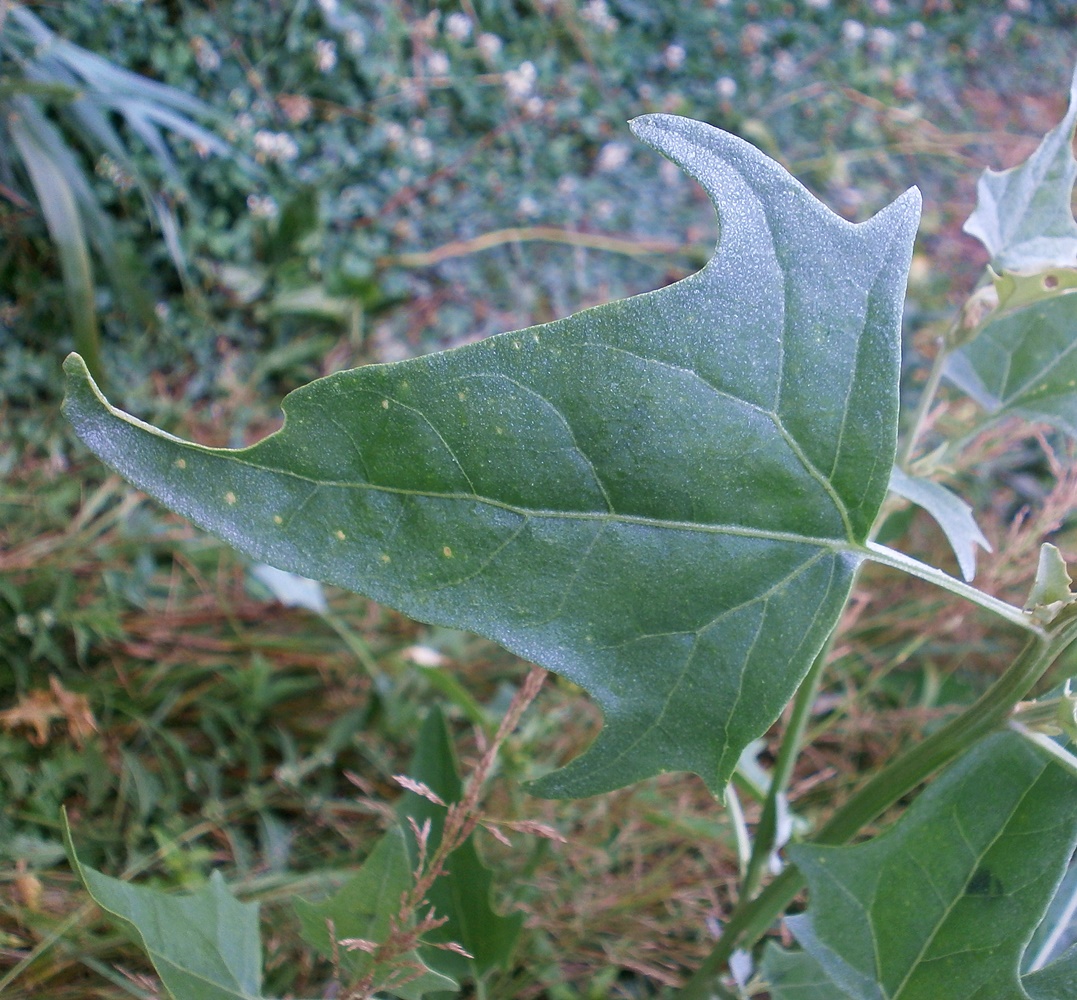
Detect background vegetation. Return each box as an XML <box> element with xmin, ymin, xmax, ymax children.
<box><xmin>2</xmin><ymin>1</ymin><xmax>1076</xmax><ymax>996</ymax></box>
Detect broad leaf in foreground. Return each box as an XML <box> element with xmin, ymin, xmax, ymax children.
<box><xmin>63</xmin><ymin>114</ymin><xmax>920</xmax><ymax>796</ymax></box>
<box><xmin>963</xmin><ymin>65</ymin><xmax>1077</xmax><ymax>271</ymax></box>
<box><xmin>63</xmin><ymin>812</ymin><xmax>265</xmax><ymax>1000</ymax></box>
<box><xmin>293</xmin><ymin>827</ymin><xmax>457</xmax><ymax>999</ymax></box>
<box><xmin>786</xmin><ymin>731</ymin><xmax>1077</xmax><ymax>1000</ymax></box>
<box><xmin>398</xmin><ymin>708</ymin><xmax>522</xmax><ymax>984</ymax></box>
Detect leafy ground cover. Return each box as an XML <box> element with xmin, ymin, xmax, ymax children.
<box><xmin>3</xmin><ymin>1</ymin><xmax>1077</xmax><ymax>997</ymax></box>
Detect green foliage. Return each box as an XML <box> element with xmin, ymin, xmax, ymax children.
<box><xmin>17</xmin><ymin>18</ymin><xmax>1077</xmax><ymax>1000</ymax></box>
<box><xmin>0</xmin><ymin>4</ymin><xmax>241</xmax><ymax>381</ymax></box>
<box><xmin>64</xmin><ymin>811</ymin><xmax>266</xmax><ymax>1000</ymax></box>
<box><xmin>783</xmin><ymin>732</ymin><xmax>1077</xmax><ymax>999</ymax></box>
<box><xmin>293</xmin><ymin>827</ymin><xmax>457</xmax><ymax>999</ymax></box>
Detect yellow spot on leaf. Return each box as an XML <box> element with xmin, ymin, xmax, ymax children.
<box><xmin>458</xmin><ymin>391</ymin><xmax>467</xmax><ymax>401</ymax></box>
<box><xmin>225</xmin><ymin>491</ymin><xmax>237</xmax><ymax>505</ymax></box>
<box><xmin>273</xmin><ymin>515</ymin><xmax>283</xmax><ymax>525</ymax></box>
<box><xmin>379</xmin><ymin>553</ymin><xmax>391</xmax><ymax>564</ymax></box>
<box><xmin>335</xmin><ymin>530</ymin><xmax>346</xmax><ymax>540</ymax></box>
<box><xmin>175</xmin><ymin>458</ymin><xmax>186</xmax><ymax>469</ymax></box>
<box><xmin>381</xmin><ymin>399</ymin><xmax>389</xmax><ymax>409</ymax></box>
<box><xmin>442</xmin><ymin>546</ymin><xmax>453</xmax><ymax>558</ymax></box>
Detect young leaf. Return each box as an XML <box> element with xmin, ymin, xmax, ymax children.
<box><xmin>888</xmin><ymin>466</ymin><xmax>990</xmax><ymax>582</ymax></box>
<box><xmin>945</xmin><ymin>290</ymin><xmax>1077</xmax><ymax>439</ymax></box>
<box><xmin>398</xmin><ymin>708</ymin><xmax>523</xmax><ymax>982</ymax></box>
<box><xmin>786</xmin><ymin>731</ymin><xmax>1077</xmax><ymax>1000</ymax></box>
<box><xmin>293</xmin><ymin>827</ymin><xmax>458</xmax><ymax>999</ymax></box>
<box><xmin>63</xmin><ymin>114</ymin><xmax>920</xmax><ymax>797</ymax></box>
<box><xmin>963</xmin><ymin>65</ymin><xmax>1077</xmax><ymax>271</ymax></box>
<box><xmin>1025</xmin><ymin>543</ymin><xmax>1075</xmax><ymax>614</ymax></box>
<box><xmin>62</xmin><ymin>812</ymin><xmax>266</xmax><ymax>1000</ymax></box>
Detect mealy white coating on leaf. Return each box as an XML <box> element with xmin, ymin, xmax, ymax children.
<box><xmin>963</xmin><ymin>65</ymin><xmax>1077</xmax><ymax>271</ymax></box>
<box><xmin>63</xmin><ymin>114</ymin><xmax>921</xmax><ymax>798</ymax></box>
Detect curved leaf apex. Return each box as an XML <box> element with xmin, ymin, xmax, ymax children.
<box><xmin>629</xmin><ymin>113</ymin><xmax>921</xmax><ymax>239</ymax></box>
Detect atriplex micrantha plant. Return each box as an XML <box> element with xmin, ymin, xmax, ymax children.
<box><xmin>61</xmin><ymin>70</ymin><xmax>1077</xmax><ymax>999</ymax></box>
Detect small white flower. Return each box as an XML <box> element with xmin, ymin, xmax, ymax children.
<box><xmin>868</xmin><ymin>27</ymin><xmax>896</xmax><ymax>54</ymax></box>
<box><xmin>842</xmin><ymin>19</ymin><xmax>866</xmax><ymax>44</ymax></box>
<box><xmin>504</xmin><ymin>60</ymin><xmax>537</xmax><ymax>102</ymax></box>
<box><xmin>477</xmin><ymin>32</ymin><xmax>502</xmax><ymax>64</ymax></box>
<box><xmin>410</xmin><ymin>135</ymin><xmax>434</xmax><ymax>163</ymax></box>
<box><xmin>426</xmin><ymin>50</ymin><xmax>450</xmax><ymax>76</ymax></box>
<box><xmin>580</xmin><ymin>0</ymin><xmax>618</xmax><ymax>34</ymax></box>
<box><xmin>253</xmin><ymin>130</ymin><xmax>299</xmax><ymax>163</ymax></box>
<box><xmin>445</xmin><ymin>12</ymin><xmax>472</xmax><ymax>41</ymax></box>
<box><xmin>317</xmin><ymin>0</ymin><xmax>339</xmax><ymax>15</ymax></box>
<box><xmin>345</xmin><ymin>28</ymin><xmax>366</xmax><ymax>53</ymax></box>
<box><xmin>314</xmin><ymin>38</ymin><xmax>337</xmax><ymax>72</ymax></box>
<box><xmin>870</xmin><ymin>0</ymin><xmax>891</xmax><ymax>14</ymax></box>
<box><xmin>663</xmin><ymin>43</ymin><xmax>686</xmax><ymax>71</ymax></box>
<box><xmin>595</xmin><ymin>141</ymin><xmax>630</xmax><ymax>173</ymax></box>
<box><xmin>715</xmin><ymin>75</ymin><xmax>737</xmax><ymax>100</ymax></box>
<box><xmin>906</xmin><ymin>21</ymin><xmax>926</xmax><ymax>40</ymax></box>
<box><xmin>191</xmin><ymin>36</ymin><xmax>221</xmax><ymax>72</ymax></box>
<box><xmin>772</xmin><ymin>49</ymin><xmax>797</xmax><ymax>82</ymax></box>
<box><xmin>517</xmin><ymin>195</ymin><xmax>540</xmax><ymax>218</ymax></box>
<box><xmin>246</xmin><ymin>194</ymin><xmax>279</xmax><ymax>219</ymax></box>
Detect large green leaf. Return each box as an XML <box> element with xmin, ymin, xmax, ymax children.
<box><xmin>63</xmin><ymin>114</ymin><xmax>920</xmax><ymax>796</ymax></box>
<box><xmin>293</xmin><ymin>827</ymin><xmax>457</xmax><ymax>999</ymax></box>
<box><xmin>786</xmin><ymin>731</ymin><xmax>1077</xmax><ymax>1000</ymax></box>
<box><xmin>63</xmin><ymin>813</ymin><xmax>266</xmax><ymax>1000</ymax></box>
<box><xmin>946</xmin><ymin>289</ymin><xmax>1077</xmax><ymax>440</ymax></box>
<box><xmin>963</xmin><ymin>65</ymin><xmax>1077</xmax><ymax>271</ymax></box>
<box><xmin>398</xmin><ymin>708</ymin><xmax>523</xmax><ymax>985</ymax></box>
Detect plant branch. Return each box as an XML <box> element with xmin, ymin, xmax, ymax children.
<box><xmin>682</xmin><ymin>610</ymin><xmax>1077</xmax><ymax>998</ymax></box>
<box><xmin>863</xmin><ymin>541</ymin><xmax>1043</xmax><ymax>635</ymax></box>
<box><xmin>739</xmin><ymin>639</ymin><xmax>832</xmax><ymax>900</ymax></box>
<box><xmin>896</xmin><ymin>331</ymin><xmax>952</xmax><ymax>470</ymax></box>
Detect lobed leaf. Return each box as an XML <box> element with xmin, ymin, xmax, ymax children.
<box><xmin>786</xmin><ymin>731</ymin><xmax>1077</xmax><ymax>1000</ymax></box>
<box><xmin>63</xmin><ymin>114</ymin><xmax>920</xmax><ymax>796</ymax></box>
<box><xmin>963</xmin><ymin>65</ymin><xmax>1077</xmax><ymax>271</ymax></box>
<box><xmin>63</xmin><ymin>812</ymin><xmax>266</xmax><ymax>1000</ymax></box>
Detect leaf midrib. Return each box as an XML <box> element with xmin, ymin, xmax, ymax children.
<box><xmin>202</xmin><ymin>454</ymin><xmax>856</xmax><ymax>550</ymax></box>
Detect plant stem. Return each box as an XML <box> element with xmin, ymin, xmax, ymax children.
<box><xmin>681</xmin><ymin>610</ymin><xmax>1077</xmax><ymax>998</ymax></box>
<box><xmin>739</xmin><ymin>640</ymin><xmax>831</xmax><ymax>900</ymax></box>
<box><xmin>864</xmin><ymin>541</ymin><xmax>1043</xmax><ymax>636</ymax></box>
<box><xmin>896</xmin><ymin>332</ymin><xmax>951</xmax><ymax>470</ymax></box>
